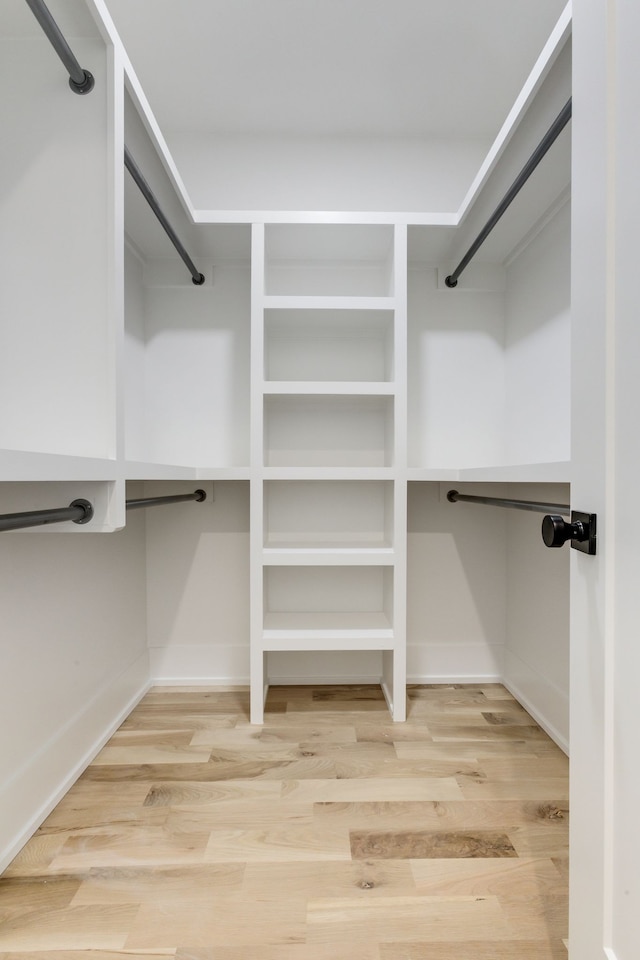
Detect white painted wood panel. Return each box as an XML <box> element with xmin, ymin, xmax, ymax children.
<box><xmin>0</xmin><ymin>500</ymin><xmax>148</xmax><ymax>871</ymax></box>
<box><xmin>0</xmin><ymin>36</ymin><xmax>114</xmax><ymax>458</ymax></box>
<box><xmin>505</xmin><ymin>202</ymin><xmax>571</xmax><ymax>465</ymax></box>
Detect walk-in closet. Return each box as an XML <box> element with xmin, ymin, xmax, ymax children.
<box><xmin>2</xmin><ymin>1</ymin><xmax>638</xmax><ymax>956</ymax></box>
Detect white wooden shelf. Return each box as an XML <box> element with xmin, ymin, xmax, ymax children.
<box><xmin>262</xmin><ymin>382</ymin><xmax>395</xmax><ymax>396</ymax></box>
<box><xmin>0</xmin><ymin>451</ymin><xmax>118</xmax><ymax>482</ymax></box>
<box><xmin>262</xmin><ymin>610</ymin><xmax>395</xmax><ymax>649</ymax></box>
<box><xmin>263</xmin><ymin>546</ymin><xmax>395</xmax><ymax>565</ymax></box>
<box><xmin>262</xmin><ymin>467</ymin><xmax>396</xmax><ymax>480</ymax></box>
<box><xmin>406</xmin><ymin>468</ymin><xmax>462</xmax><ymax>482</ymax></box>
<box><xmin>195</xmin><ymin>467</ymin><xmax>252</xmax><ymax>480</ymax></box>
<box><xmin>122</xmin><ymin>461</ymin><xmax>199</xmax><ymax>480</ymax></box>
<box><xmin>456</xmin><ymin>461</ymin><xmax>571</xmax><ymax>483</ymax></box>
<box><xmin>406</xmin><ymin>462</ymin><xmax>571</xmax><ymax>484</ymax></box>
<box><xmin>262</xmin><ymin>296</ymin><xmax>396</xmax><ymax>311</ymax></box>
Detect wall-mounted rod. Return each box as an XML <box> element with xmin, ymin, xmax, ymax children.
<box><xmin>25</xmin><ymin>0</ymin><xmax>94</xmax><ymax>94</ymax></box>
<box><xmin>445</xmin><ymin>98</ymin><xmax>572</xmax><ymax>288</ymax></box>
<box><xmin>124</xmin><ymin>147</ymin><xmax>205</xmax><ymax>286</ymax></box>
<box><xmin>125</xmin><ymin>489</ymin><xmax>207</xmax><ymax>511</ymax></box>
<box><xmin>447</xmin><ymin>490</ymin><xmax>570</xmax><ymax>516</ymax></box>
<box><xmin>0</xmin><ymin>498</ymin><xmax>93</xmax><ymax>532</ymax></box>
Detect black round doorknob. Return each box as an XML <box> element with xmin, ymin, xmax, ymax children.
<box><xmin>541</xmin><ymin>514</ymin><xmax>586</xmax><ymax>548</ymax></box>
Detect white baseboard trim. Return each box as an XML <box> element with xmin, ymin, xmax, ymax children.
<box><xmin>268</xmin><ymin>674</ymin><xmax>383</xmax><ymax>685</ymax></box>
<box><xmin>502</xmin><ymin>648</ymin><xmax>569</xmax><ymax>755</ymax></box>
<box><xmin>150</xmin><ymin>644</ymin><xmax>505</xmax><ymax>688</ymax></box>
<box><xmin>407</xmin><ymin>642</ymin><xmax>504</xmax><ymax>680</ymax></box>
<box><xmin>502</xmin><ymin>675</ymin><xmax>569</xmax><ymax>755</ymax></box>
<box><xmin>408</xmin><ymin>674</ymin><xmax>503</xmax><ymax>685</ymax></box>
<box><xmin>0</xmin><ymin>652</ymin><xmax>151</xmax><ymax>874</ymax></box>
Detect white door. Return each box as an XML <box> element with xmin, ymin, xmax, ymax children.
<box><xmin>570</xmin><ymin>1</ymin><xmax>640</xmax><ymax>956</ymax></box>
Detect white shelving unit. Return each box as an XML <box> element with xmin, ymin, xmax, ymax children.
<box><xmin>250</xmin><ymin>222</ymin><xmax>407</xmax><ymax>722</ymax></box>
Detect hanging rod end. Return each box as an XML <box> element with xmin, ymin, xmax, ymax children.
<box><xmin>446</xmin><ymin>489</ymin><xmax>459</xmax><ymax>503</ymax></box>
<box><xmin>192</xmin><ymin>273</ymin><xmax>206</xmax><ymax>286</ymax></box>
<box><xmin>69</xmin><ymin>70</ymin><xmax>94</xmax><ymax>95</ymax></box>
<box><xmin>69</xmin><ymin>498</ymin><xmax>94</xmax><ymax>524</ymax></box>
<box><xmin>444</xmin><ymin>275</ymin><xmax>458</xmax><ymax>288</ymax></box>
<box><xmin>194</xmin><ymin>489</ymin><xmax>207</xmax><ymax>502</ymax></box>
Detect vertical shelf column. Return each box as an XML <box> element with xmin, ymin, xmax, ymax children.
<box><xmin>249</xmin><ymin>222</ymin><xmax>408</xmax><ymax>723</ymax></box>
<box><xmin>250</xmin><ymin>223</ymin><xmax>267</xmax><ymax>722</ymax></box>
<box><xmin>383</xmin><ymin>223</ymin><xmax>408</xmax><ymax>721</ymax></box>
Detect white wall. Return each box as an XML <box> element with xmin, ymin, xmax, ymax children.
<box><xmin>407</xmin><ymin>482</ymin><xmax>507</xmax><ymax>680</ymax></box>
<box><xmin>0</xmin><ymin>36</ymin><xmax>114</xmax><ymax>458</ymax></box>
<box><xmin>125</xmin><ymin>258</ymin><xmax>251</xmax><ymax>467</ymax></box>
<box><xmin>0</xmin><ymin>502</ymin><xmax>149</xmax><ymax>872</ymax></box>
<box><xmin>503</xmin><ymin>482</ymin><xmax>570</xmax><ymax>751</ymax></box>
<box><xmin>145</xmin><ymin>481</ymin><xmax>250</xmax><ymax>681</ymax></box>
<box><xmin>407</xmin><ymin>268</ymin><xmax>506</xmax><ymax>469</ymax></box>
<box><xmin>504</xmin><ymin>201</ymin><xmax>571</xmax><ymax>464</ymax></box>
<box><xmin>124</xmin><ymin>244</ymin><xmax>147</xmax><ymax>460</ymax></box>
<box><xmin>172</xmin><ymin>134</ymin><xmax>490</xmax><ymax>213</ymax></box>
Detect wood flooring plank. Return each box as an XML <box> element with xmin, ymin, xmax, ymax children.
<box><xmin>427</xmin><ymin>722</ymin><xmax>547</xmax><ymax>741</ymax></box>
<box><xmin>476</xmin><ymin>758</ymin><xmax>570</xmax><ymax>779</ymax></box>
<box><xmin>312</xmin><ymin>799</ymin><xmax>568</xmax><ymax>833</ymax></box>
<box><xmin>356</xmin><ymin>724</ymin><xmax>435</xmax><ymax>743</ymax></box>
<box><xmin>410</xmin><ymin>857</ymin><xmax>566</xmax><ymax>898</ymax></box>
<box><xmin>0</xmin><ymin>952</ymin><xmax>176</xmax><ymax>960</ymax></box>
<box><xmin>2</xmin><ymin>836</ymin><xmax>68</xmax><ymax>878</ymax></box>
<box><xmin>501</xmin><ymin>895</ymin><xmax>569</xmax><ymax>939</ymax></box>
<box><xmin>124</xmin><ymin>898</ymin><xmax>308</xmax><ymax>949</ymax></box>
<box><xmin>70</xmin><ymin>863</ymin><xmax>245</xmax><ymax>905</ymax></box>
<box><xmin>164</xmin><ymin>800</ymin><xmax>315</xmax><ymax>831</ymax></box>
<box><xmin>91</xmin><ymin>744</ymin><xmax>213</xmax><ymax>765</ymax></box>
<box><xmin>78</xmin><ymin>757</ymin><xmax>338</xmax><ymax>783</ymax></box>
<box><xmin>280</xmin><ymin>777</ymin><xmax>464</xmax><ymax>803</ymax></box>
<box><xmin>189</xmin><ymin>723</ymin><xmax>358</xmax><ymax>746</ymax></box>
<box><xmin>0</xmin><ymin>876</ymin><xmax>81</xmax><ymax>918</ymax></box>
<box><xmin>391</xmin><ymin>740</ymin><xmax>538</xmax><ymax>758</ymax></box>
<box><xmin>47</xmin><ymin>827</ymin><xmax>211</xmax><ymax>873</ymax></box>
<box><xmin>350</xmin><ymin>830</ymin><xmax>518</xmax><ymax>860</ymax></box>
<box><xmin>119</xmin><ymin>714</ymin><xmax>238</xmax><ymax>732</ymax></box>
<box><xmin>203</xmin><ymin>824</ymin><xmax>351</xmax><ymax>862</ymax></box>
<box><xmin>142</xmin><ymin>779</ymin><xmax>282</xmax><ymax>806</ymax></box>
<box><xmin>457</xmin><ymin>777</ymin><xmax>570</xmax><ymax>801</ymax></box>
<box><xmin>312</xmin><ymin>686</ymin><xmax>387</xmax><ymax>702</ymax></box>
<box><xmin>0</xmin><ymin>904</ymin><xmax>138</xmax><ymax>951</ymax></box>
<box><xmin>173</xmin><ymin>946</ymin><xmax>380</xmax><ymax>960</ymax></box>
<box><xmin>241</xmin><ymin>860</ymin><xmax>416</xmax><ymax>900</ymax></box>
<box><xmin>306</xmin><ymin>895</ymin><xmax>513</xmax><ymax>943</ymax></box>
<box><xmin>379</xmin><ymin>940</ymin><xmax>568</xmax><ymax>959</ymax></box>
<box><xmin>507</xmin><ymin>824</ymin><xmax>570</xmax><ymax>859</ymax></box>
<box><xmin>37</xmin><ymin>802</ymin><xmax>169</xmax><ymax>833</ymax></box>
<box><xmin>284</xmin><ymin>699</ymin><xmax>393</xmax><ymax>714</ymax></box>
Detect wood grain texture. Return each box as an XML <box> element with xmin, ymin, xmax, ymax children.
<box><xmin>0</xmin><ymin>684</ymin><xmax>568</xmax><ymax>957</ymax></box>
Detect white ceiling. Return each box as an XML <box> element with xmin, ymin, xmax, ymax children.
<box><xmin>102</xmin><ymin>0</ymin><xmax>567</xmax><ymax>140</ymax></box>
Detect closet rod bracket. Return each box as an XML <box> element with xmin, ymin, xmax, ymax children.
<box><xmin>542</xmin><ymin>510</ymin><xmax>597</xmax><ymax>555</ymax></box>
<box><xmin>69</xmin><ymin>70</ymin><xmax>94</xmax><ymax>95</ymax></box>
<box><xmin>69</xmin><ymin>498</ymin><xmax>94</xmax><ymax>524</ymax></box>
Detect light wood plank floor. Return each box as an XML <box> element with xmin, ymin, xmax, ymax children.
<box><xmin>0</xmin><ymin>684</ymin><xmax>569</xmax><ymax>959</ymax></box>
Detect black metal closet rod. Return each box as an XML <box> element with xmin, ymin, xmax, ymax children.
<box><xmin>445</xmin><ymin>97</ymin><xmax>572</xmax><ymax>288</ymax></box>
<box><xmin>447</xmin><ymin>490</ymin><xmax>570</xmax><ymax>515</ymax></box>
<box><xmin>0</xmin><ymin>498</ymin><xmax>94</xmax><ymax>532</ymax></box>
<box><xmin>25</xmin><ymin>0</ymin><xmax>94</xmax><ymax>94</ymax></box>
<box><xmin>124</xmin><ymin>147</ymin><xmax>205</xmax><ymax>286</ymax></box>
<box><xmin>125</xmin><ymin>489</ymin><xmax>207</xmax><ymax>511</ymax></box>
<box><xmin>0</xmin><ymin>490</ymin><xmax>206</xmax><ymax>532</ymax></box>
